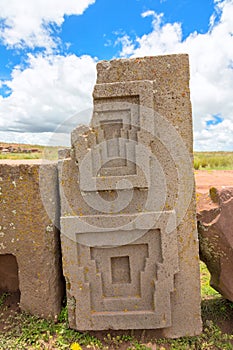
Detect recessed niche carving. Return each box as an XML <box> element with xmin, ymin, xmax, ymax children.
<box><xmin>0</xmin><ymin>254</ymin><xmax>19</xmax><ymax>292</ymax></box>
<box><xmin>111</xmin><ymin>256</ymin><xmax>131</xmax><ymax>284</ymax></box>
<box><xmin>59</xmin><ymin>55</ymin><xmax>202</xmax><ymax>335</ymax></box>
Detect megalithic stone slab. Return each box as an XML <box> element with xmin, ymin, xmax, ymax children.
<box><xmin>0</xmin><ymin>160</ymin><xmax>63</xmax><ymax>319</ymax></box>
<box><xmin>198</xmin><ymin>187</ymin><xmax>233</xmax><ymax>302</ymax></box>
<box><xmin>59</xmin><ymin>55</ymin><xmax>202</xmax><ymax>338</ymax></box>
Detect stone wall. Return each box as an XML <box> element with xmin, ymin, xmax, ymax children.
<box><xmin>0</xmin><ymin>160</ymin><xmax>63</xmax><ymax>319</ymax></box>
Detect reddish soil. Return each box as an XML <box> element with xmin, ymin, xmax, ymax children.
<box><xmin>195</xmin><ymin>170</ymin><xmax>233</xmax><ymax>212</ymax></box>
<box><xmin>195</xmin><ymin>170</ymin><xmax>233</xmax><ymax>193</ymax></box>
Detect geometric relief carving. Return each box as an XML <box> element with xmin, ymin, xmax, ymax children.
<box><xmin>79</xmin><ymin>228</ymin><xmax>170</xmax><ymax>316</ymax></box>
<box><xmin>59</xmin><ymin>56</ymin><xmax>202</xmax><ymax>335</ymax></box>
<box><xmin>96</xmin><ymin>108</ymin><xmax>138</xmax><ymax>176</ymax></box>
<box><xmin>75</xmin><ymin>83</ymin><xmax>154</xmax><ymax>192</ymax></box>
<box><xmin>91</xmin><ymin>244</ymin><xmax>149</xmax><ymax>298</ymax></box>
<box><xmin>90</xmin><ymin>95</ymin><xmax>142</xmax><ymax>180</ymax></box>
<box><xmin>111</xmin><ymin>256</ymin><xmax>131</xmax><ymax>284</ymax></box>
<box><xmin>61</xmin><ymin>211</ymin><xmax>179</xmax><ymax>329</ymax></box>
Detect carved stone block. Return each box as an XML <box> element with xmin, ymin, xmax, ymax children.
<box><xmin>59</xmin><ymin>55</ymin><xmax>202</xmax><ymax>337</ymax></box>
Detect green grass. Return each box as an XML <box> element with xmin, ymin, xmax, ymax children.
<box><xmin>0</xmin><ymin>311</ymin><xmax>103</xmax><ymax>350</ymax></box>
<box><xmin>0</xmin><ymin>293</ymin><xmax>9</xmax><ymax>307</ymax></box>
<box><xmin>1</xmin><ymin>263</ymin><xmax>233</xmax><ymax>349</ymax></box>
<box><xmin>194</xmin><ymin>152</ymin><xmax>233</xmax><ymax>170</ymax></box>
<box><xmin>200</xmin><ymin>261</ymin><xmax>220</xmax><ymax>298</ymax></box>
<box><xmin>157</xmin><ymin>320</ymin><xmax>233</xmax><ymax>350</ymax></box>
<box><xmin>0</xmin><ymin>152</ymin><xmax>42</xmax><ymax>160</ymax></box>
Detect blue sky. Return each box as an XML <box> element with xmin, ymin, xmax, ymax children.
<box><xmin>61</xmin><ymin>0</ymin><xmax>216</xmax><ymax>58</ymax></box>
<box><xmin>0</xmin><ymin>0</ymin><xmax>232</xmax><ymax>150</ymax></box>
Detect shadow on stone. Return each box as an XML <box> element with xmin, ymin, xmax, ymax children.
<box><xmin>0</xmin><ymin>254</ymin><xmax>20</xmax><ymax>294</ymax></box>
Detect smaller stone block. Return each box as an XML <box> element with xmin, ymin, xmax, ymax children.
<box><xmin>0</xmin><ymin>160</ymin><xmax>63</xmax><ymax>319</ymax></box>
<box><xmin>198</xmin><ymin>187</ymin><xmax>233</xmax><ymax>302</ymax></box>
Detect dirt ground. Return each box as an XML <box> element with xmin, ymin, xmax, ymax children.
<box><xmin>0</xmin><ymin>291</ymin><xmax>20</xmax><ymax>333</ymax></box>
<box><xmin>195</xmin><ymin>169</ymin><xmax>233</xmax><ymax>193</ymax></box>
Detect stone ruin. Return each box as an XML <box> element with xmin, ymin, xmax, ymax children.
<box><xmin>58</xmin><ymin>54</ymin><xmax>202</xmax><ymax>337</ymax></box>
<box><xmin>0</xmin><ymin>54</ymin><xmax>206</xmax><ymax>339</ymax></box>
<box><xmin>0</xmin><ymin>161</ymin><xmax>63</xmax><ymax>319</ymax></box>
<box><xmin>2</xmin><ymin>54</ymin><xmax>233</xmax><ymax>341</ymax></box>
<box><xmin>198</xmin><ymin>186</ymin><xmax>233</xmax><ymax>302</ymax></box>
<box><xmin>0</xmin><ymin>145</ymin><xmax>40</xmax><ymax>154</ymax></box>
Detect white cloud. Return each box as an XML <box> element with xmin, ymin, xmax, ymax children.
<box><xmin>117</xmin><ymin>0</ymin><xmax>233</xmax><ymax>150</ymax></box>
<box><xmin>0</xmin><ymin>130</ymin><xmax>55</xmax><ymax>146</ymax></box>
<box><xmin>141</xmin><ymin>10</ymin><xmax>160</xmax><ymax>18</ymax></box>
<box><xmin>118</xmin><ymin>10</ymin><xmax>182</xmax><ymax>57</ymax></box>
<box><xmin>194</xmin><ymin>119</ymin><xmax>233</xmax><ymax>150</ymax></box>
<box><xmin>0</xmin><ymin>53</ymin><xmax>96</xmax><ymax>142</ymax></box>
<box><xmin>0</xmin><ymin>0</ymin><xmax>95</xmax><ymax>50</ymax></box>
<box><xmin>115</xmin><ymin>35</ymin><xmax>135</xmax><ymax>57</ymax></box>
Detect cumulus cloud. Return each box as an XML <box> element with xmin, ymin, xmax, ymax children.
<box><xmin>117</xmin><ymin>0</ymin><xmax>233</xmax><ymax>150</ymax></box>
<box><xmin>0</xmin><ymin>53</ymin><xmax>96</xmax><ymax>143</ymax></box>
<box><xmin>118</xmin><ymin>10</ymin><xmax>182</xmax><ymax>57</ymax></box>
<box><xmin>194</xmin><ymin>119</ymin><xmax>233</xmax><ymax>151</ymax></box>
<box><xmin>0</xmin><ymin>130</ymin><xmax>56</xmax><ymax>145</ymax></box>
<box><xmin>0</xmin><ymin>0</ymin><xmax>95</xmax><ymax>50</ymax></box>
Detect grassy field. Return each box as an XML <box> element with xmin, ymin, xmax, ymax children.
<box><xmin>1</xmin><ymin>142</ymin><xmax>233</xmax><ymax>170</ymax></box>
<box><xmin>0</xmin><ymin>262</ymin><xmax>233</xmax><ymax>349</ymax></box>
<box><xmin>194</xmin><ymin>152</ymin><xmax>233</xmax><ymax>170</ymax></box>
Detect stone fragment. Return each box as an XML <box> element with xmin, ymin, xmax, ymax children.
<box><xmin>197</xmin><ymin>187</ymin><xmax>233</xmax><ymax>302</ymax></box>
<box><xmin>0</xmin><ymin>160</ymin><xmax>63</xmax><ymax>319</ymax></box>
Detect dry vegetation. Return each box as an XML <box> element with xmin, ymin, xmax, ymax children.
<box><xmin>194</xmin><ymin>152</ymin><xmax>233</xmax><ymax>170</ymax></box>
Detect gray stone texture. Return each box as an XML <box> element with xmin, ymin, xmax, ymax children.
<box><xmin>0</xmin><ymin>161</ymin><xmax>63</xmax><ymax>319</ymax></box>
<box><xmin>59</xmin><ymin>55</ymin><xmax>202</xmax><ymax>337</ymax></box>
<box><xmin>198</xmin><ymin>186</ymin><xmax>233</xmax><ymax>302</ymax></box>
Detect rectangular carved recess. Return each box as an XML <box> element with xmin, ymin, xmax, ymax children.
<box><xmin>94</xmin><ymin>95</ymin><xmax>140</xmax><ymax>177</ymax></box>
<box><xmin>90</xmin><ymin>241</ymin><xmax>156</xmax><ymax>310</ymax></box>
<box><xmin>100</xmin><ymin>119</ymin><xmax>126</xmax><ymax>168</ymax></box>
<box><xmin>111</xmin><ymin>256</ymin><xmax>131</xmax><ymax>284</ymax></box>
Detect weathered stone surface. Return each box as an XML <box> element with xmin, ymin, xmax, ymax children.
<box><xmin>0</xmin><ymin>160</ymin><xmax>63</xmax><ymax>319</ymax></box>
<box><xmin>197</xmin><ymin>186</ymin><xmax>233</xmax><ymax>302</ymax></box>
<box><xmin>59</xmin><ymin>55</ymin><xmax>202</xmax><ymax>337</ymax></box>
